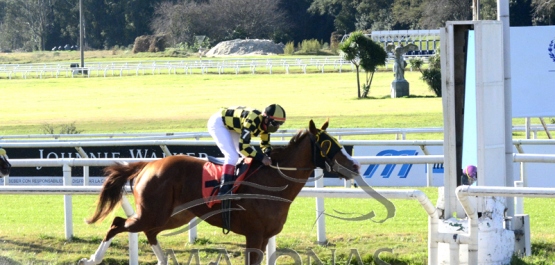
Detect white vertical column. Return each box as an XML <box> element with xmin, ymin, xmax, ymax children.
<box><xmin>189</xmin><ymin>218</ymin><xmax>197</xmax><ymax>243</ymax></box>
<box><xmin>63</xmin><ymin>163</ymin><xmax>73</xmax><ymax>240</ymax></box>
<box><xmin>498</xmin><ymin>0</ymin><xmax>514</xmax><ymax>218</ymax></box>
<box><xmin>121</xmin><ymin>196</ymin><xmax>139</xmax><ymax>265</ymax></box>
<box><xmin>266</xmin><ymin>236</ymin><xmax>276</xmax><ymax>265</ymax></box>
<box><xmin>315</xmin><ymin>168</ymin><xmax>326</xmax><ymax>244</ymax></box>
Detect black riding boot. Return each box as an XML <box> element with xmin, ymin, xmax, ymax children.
<box><xmin>220</xmin><ymin>173</ymin><xmax>235</xmax><ymax>234</ymax></box>
<box><xmin>218</xmin><ymin>173</ymin><xmax>235</xmax><ymax>196</ymax></box>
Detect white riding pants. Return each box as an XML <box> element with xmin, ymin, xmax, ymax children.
<box><xmin>207</xmin><ymin>112</ymin><xmax>242</xmax><ymax>165</ymax></box>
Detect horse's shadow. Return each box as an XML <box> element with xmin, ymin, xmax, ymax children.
<box><xmin>0</xmin><ymin>237</ymin><xmax>55</xmax><ymax>264</ymax></box>
<box><xmin>0</xmin><ymin>256</ymin><xmax>21</xmax><ymax>265</ymax></box>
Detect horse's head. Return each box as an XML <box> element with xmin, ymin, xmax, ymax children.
<box><xmin>309</xmin><ymin>120</ymin><xmax>360</xmax><ymax>179</ymax></box>
<box><xmin>0</xmin><ymin>148</ymin><xmax>11</xmax><ymax>178</ymax></box>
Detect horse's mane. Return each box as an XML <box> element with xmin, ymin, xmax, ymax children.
<box><xmin>270</xmin><ymin>129</ymin><xmax>309</xmax><ymax>162</ymax></box>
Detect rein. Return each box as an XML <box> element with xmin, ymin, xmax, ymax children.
<box><xmin>266</xmin><ymin>130</ymin><xmax>333</xmax><ymax>172</ymax></box>
<box><xmin>265</xmin><ymin>129</ymin><xmax>358</xmax><ymax>180</ymax></box>
<box><xmin>269</xmin><ymin>164</ymin><xmax>311</xmax><ymax>171</ymax></box>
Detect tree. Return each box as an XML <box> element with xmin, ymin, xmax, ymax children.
<box><xmin>308</xmin><ymin>0</ymin><xmax>357</xmax><ymax>33</ymax></box>
<box><xmin>278</xmin><ymin>0</ymin><xmax>335</xmax><ymax>44</ymax></box>
<box><xmin>0</xmin><ymin>0</ymin><xmax>57</xmax><ymax>51</ymax></box>
<box><xmin>532</xmin><ymin>0</ymin><xmax>555</xmax><ymax>24</ymax></box>
<box><xmin>340</xmin><ymin>31</ymin><xmax>387</xmax><ymax>98</ymax></box>
<box><xmin>355</xmin><ymin>0</ymin><xmax>395</xmax><ymax>30</ymax></box>
<box><xmin>391</xmin><ymin>0</ymin><xmax>425</xmax><ymax>29</ymax></box>
<box><xmin>411</xmin><ymin>49</ymin><xmax>442</xmax><ymax>97</ymax></box>
<box><xmin>510</xmin><ymin>0</ymin><xmax>533</xmax><ymax>26</ymax></box>
<box><xmin>151</xmin><ymin>0</ymin><xmax>288</xmax><ymax>47</ymax></box>
<box><xmin>308</xmin><ymin>0</ymin><xmax>394</xmax><ymax>32</ymax></box>
<box><xmin>420</xmin><ymin>0</ymin><xmax>472</xmax><ymax>28</ymax></box>
<box><xmin>473</xmin><ymin>0</ymin><xmax>533</xmax><ymax>25</ymax></box>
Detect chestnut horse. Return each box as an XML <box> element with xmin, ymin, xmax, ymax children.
<box><xmin>0</xmin><ymin>148</ymin><xmax>11</xmax><ymax>178</ymax></box>
<box><xmin>80</xmin><ymin>120</ymin><xmax>361</xmax><ymax>265</ymax></box>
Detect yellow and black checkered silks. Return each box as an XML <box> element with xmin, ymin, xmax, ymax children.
<box><xmin>220</xmin><ymin>106</ymin><xmax>271</xmax><ymax>161</ymax></box>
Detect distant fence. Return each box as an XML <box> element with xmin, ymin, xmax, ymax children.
<box><xmin>0</xmin><ymin>56</ymin><xmax>431</xmax><ymax>79</ymax></box>
<box><xmin>1</xmin><ymin>124</ymin><xmax>553</xmax><ymax>141</ymax></box>
<box><xmin>0</xmin><ymin>57</ymin><xmax>350</xmax><ymax>79</ymax></box>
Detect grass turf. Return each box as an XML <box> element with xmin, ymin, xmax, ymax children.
<box><xmin>1</xmin><ymin>53</ymin><xmax>554</xmax><ymax>264</ymax></box>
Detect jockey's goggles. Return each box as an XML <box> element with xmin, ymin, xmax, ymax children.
<box><xmin>269</xmin><ymin>119</ymin><xmax>285</xmax><ymax>127</ymax></box>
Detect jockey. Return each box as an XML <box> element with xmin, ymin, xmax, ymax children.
<box><xmin>0</xmin><ymin>148</ymin><xmax>11</xmax><ymax>178</ymax></box>
<box><xmin>207</xmin><ymin>104</ymin><xmax>286</xmax><ymax>196</ymax></box>
<box><xmin>464</xmin><ymin>165</ymin><xmax>477</xmax><ymax>186</ymax></box>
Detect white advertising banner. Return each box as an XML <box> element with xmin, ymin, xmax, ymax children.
<box><xmin>0</xmin><ymin>177</ymin><xmax>105</xmax><ymax>186</ymax></box>
<box><xmin>354</xmin><ymin>145</ymin><xmax>445</xmax><ymax>187</ymax></box>
<box><xmin>354</xmin><ymin>145</ymin><xmax>555</xmax><ymax>188</ymax></box>
<box><xmin>513</xmin><ymin>145</ymin><xmax>555</xmax><ymax>188</ymax></box>
<box><xmin>511</xmin><ymin>26</ymin><xmax>555</xmax><ymax>117</ymax></box>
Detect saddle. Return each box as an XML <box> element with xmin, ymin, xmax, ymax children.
<box><xmin>201</xmin><ymin>157</ymin><xmax>253</xmax><ymax>208</ymax></box>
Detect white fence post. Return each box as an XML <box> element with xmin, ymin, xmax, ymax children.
<box><xmin>83</xmin><ymin>166</ymin><xmax>89</xmax><ymax>185</ymax></box>
<box><xmin>63</xmin><ymin>163</ymin><xmax>73</xmax><ymax>240</ymax></box>
<box><xmin>121</xmin><ymin>196</ymin><xmax>139</xmax><ymax>265</ymax></box>
<box><xmin>189</xmin><ymin>218</ymin><xmax>197</xmax><ymax>243</ymax></box>
<box><xmin>314</xmin><ymin>168</ymin><xmax>326</xmax><ymax>245</ymax></box>
<box><xmin>515</xmin><ymin>181</ymin><xmax>524</xmax><ymax>214</ymax></box>
<box><xmin>266</xmin><ymin>236</ymin><xmax>276</xmax><ymax>265</ymax></box>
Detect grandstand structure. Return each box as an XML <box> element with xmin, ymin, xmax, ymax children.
<box><xmin>341</xmin><ymin>29</ymin><xmax>441</xmax><ymax>57</ymax></box>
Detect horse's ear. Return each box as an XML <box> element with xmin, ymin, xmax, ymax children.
<box><xmin>309</xmin><ymin>119</ymin><xmax>318</xmax><ymax>134</ymax></box>
<box><xmin>321</xmin><ymin>118</ymin><xmax>329</xmax><ymax>131</ymax></box>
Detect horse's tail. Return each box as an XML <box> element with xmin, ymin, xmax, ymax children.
<box><xmin>86</xmin><ymin>161</ymin><xmax>149</xmax><ymax>224</ymax></box>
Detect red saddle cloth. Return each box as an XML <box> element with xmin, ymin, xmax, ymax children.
<box><xmin>202</xmin><ymin>158</ymin><xmax>252</xmax><ymax>208</ymax></box>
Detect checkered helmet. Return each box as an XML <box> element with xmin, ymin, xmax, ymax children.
<box><xmin>264</xmin><ymin>104</ymin><xmax>286</xmax><ymax>123</ymax></box>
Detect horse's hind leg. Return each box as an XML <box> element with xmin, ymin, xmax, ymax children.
<box><xmin>79</xmin><ymin>216</ymin><xmax>130</xmax><ymax>265</ymax></box>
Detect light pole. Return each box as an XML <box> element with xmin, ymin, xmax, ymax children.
<box><xmin>79</xmin><ymin>0</ymin><xmax>84</xmax><ymax>68</ymax></box>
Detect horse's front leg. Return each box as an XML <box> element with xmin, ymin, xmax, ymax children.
<box><xmin>146</xmin><ymin>210</ymin><xmax>197</xmax><ymax>265</ymax></box>
<box><xmin>245</xmin><ymin>235</ymin><xmax>266</xmax><ymax>265</ymax></box>
<box><xmin>79</xmin><ymin>216</ymin><xmax>127</xmax><ymax>265</ymax></box>
<box><xmin>78</xmin><ymin>240</ymin><xmax>112</xmax><ymax>265</ymax></box>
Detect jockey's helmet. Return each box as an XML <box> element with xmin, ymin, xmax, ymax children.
<box><xmin>263</xmin><ymin>104</ymin><xmax>286</xmax><ymax>132</ymax></box>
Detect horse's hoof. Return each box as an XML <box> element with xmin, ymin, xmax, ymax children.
<box><xmin>78</xmin><ymin>258</ymin><xmax>93</xmax><ymax>265</ymax></box>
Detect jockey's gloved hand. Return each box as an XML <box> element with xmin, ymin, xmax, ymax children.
<box><xmin>261</xmin><ymin>155</ymin><xmax>272</xmax><ymax>166</ymax></box>
<box><xmin>264</xmin><ymin>148</ymin><xmax>272</xmax><ymax>156</ymax></box>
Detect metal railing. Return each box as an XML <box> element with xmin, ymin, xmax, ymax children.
<box><xmin>0</xmin><ymin>56</ymin><xmax>433</xmax><ymax>79</ymax></box>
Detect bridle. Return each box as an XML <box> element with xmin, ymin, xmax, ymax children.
<box><xmin>269</xmin><ymin>130</ymin><xmax>359</xmax><ymax>180</ymax></box>
<box><xmin>310</xmin><ymin>130</ymin><xmax>359</xmax><ymax>179</ymax></box>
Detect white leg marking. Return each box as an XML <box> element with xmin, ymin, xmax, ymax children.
<box><xmin>151</xmin><ymin>243</ymin><xmax>168</xmax><ymax>265</ymax></box>
<box><xmin>79</xmin><ymin>239</ymin><xmax>112</xmax><ymax>265</ymax></box>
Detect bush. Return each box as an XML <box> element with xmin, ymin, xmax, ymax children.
<box><xmin>330</xmin><ymin>31</ymin><xmax>343</xmax><ymax>54</ymax></box>
<box><xmin>41</xmin><ymin>122</ymin><xmax>83</xmax><ymax>134</ymax></box>
<box><xmin>298</xmin><ymin>39</ymin><xmax>321</xmax><ymax>54</ymax></box>
<box><xmin>413</xmin><ymin>49</ymin><xmax>442</xmax><ymax>97</ymax></box>
<box><xmin>284</xmin><ymin>41</ymin><xmax>295</xmax><ymax>55</ymax></box>
<box><xmin>421</xmin><ymin>68</ymin><xmax>442</xmax><ymax>97</ymax></box>
<box><xmin>132</xmin><ymin>35</ymin><xmax>167</xmax><ymax>53</ymax></box>
<box><xmin>408</xmin><ymin>57</ymin><xmax>424</xmax><ymax>71</ymax></box>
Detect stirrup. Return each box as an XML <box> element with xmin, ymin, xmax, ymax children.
<box><xmin>218</xmin><ymin>185</ymin><xmax>232</xmax><ymax>195</ymax></box>
<box><xmin>218</xmin><ymin>193</ymin><xmax>239</xmax><ymax>200</ymax></box>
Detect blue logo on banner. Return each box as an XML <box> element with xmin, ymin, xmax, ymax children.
<box><xmin>430</xmin><ymin>163</ymin><xmax>444</xmax><ymax>174</ymax></box>
<box><xmin>549</xmin><ymin>39</ymin><xmax>555</xmax><ymax>63</ymax></box>
<box><xmin>363</xmin><ymin>149</ymin><xmax>418</xmax><ymax>178</ymax></box>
